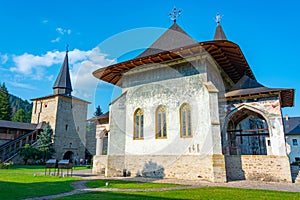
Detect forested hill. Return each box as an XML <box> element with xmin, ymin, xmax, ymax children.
<box><xmin>9</xmin><ymin>94</ymin><xmax>32</xmax><ymax>114</ymax></box>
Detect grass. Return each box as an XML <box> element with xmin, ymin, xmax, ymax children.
<box><xmin>0</xmin><ymin>173</ymin><xmax>81</xmax><ymax>199</ymax></box>
<box><xmin>0</xmin><ymin>164</ymin><xmax>91</xmax><ymax>173</ymax></box>
<box><xmin>0</xmin><ymin>164</ymin><xmax>85</xmax><ymax>199</ymax></box>
<box><xmin>1</xmin><ymin>165</ymin><xmax>299</xmax><ymax>200</ymax></box>
<box><xmin>57</xmin><ymin>187</ymin><xmax>300</xmax><ymax>200</ymax></box>
<box><xmin>86</xmin><ymin>179</ymin><xmax>181</xmax><ymax>189</ymax></box>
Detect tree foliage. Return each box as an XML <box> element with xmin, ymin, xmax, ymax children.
<box><xmin>19</xmin><ymin>144</ymin><xmax>40</xmax><ymax>165</ymax></box>
<box><xmin>37</xmin><ymin>124</ymin><xmax>55</xmax><ymax>162</ymax></box>
<box><xmin>94</xmin><ymin>105</ymin><xmax>103</xmax><ymax>117</ymax></box>
<box><xmin>12</xmin><ymin>109</ymin><xmax>26</xmax><ymax>122</ymax></box>
<box><xmin>0</xmin><ymin>83</ymin><xmax>12</xmax><ymax>120</ymax></box>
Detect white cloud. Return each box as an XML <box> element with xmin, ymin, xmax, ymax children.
<box><xmin>8</xmin><ymin>47</ymin><xmax>115</xmax><ymax>116</ymax></box>
<box><xmin>9</xmin><ymin>47</ymin><xmax>115</xmax><ymax>95</ymax></box>
<box><xmin>42</xmin><ymin>19</ymin><xmax>48</xmax><ymax>24</ymax></box>
<box><xmin>51</xmin><ymin>37</ymin><xmax>60</xmax><ymax>43</ymax></box>
<box><xmin>56</xmin><ymin>27</ymin><xmax>71</xmax><ymax>35</ymax></box>
<box><xmin>0</xmin><ymin>54</ymin><xmax>8</xmax><ymax>64</ymax></box>
<box><xmin>10</xmin><ymin>51</ymin><xmax>64</xmax><ymax>76</ymax></box>
<box><xmin>8</xmin><ymin>81</ymin><xmax>36</xmax><ymax>90</ymax></box>
<box><xmin>70</xmin><ymin>47</ymin><xmax>115</xmax><ymax>99</ymax></box>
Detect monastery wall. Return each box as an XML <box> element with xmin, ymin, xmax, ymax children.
<box><xmin>225</xmin><ymin>155</ymin><xmax>292</xmax><ymax>182</ymax></box>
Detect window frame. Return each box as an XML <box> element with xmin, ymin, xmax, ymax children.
<box><xmin>180</xmin><ymin>103</ymin><xmax>192</xmax><ymax>138</ymax></box>
<box><xmin>133</xmin><ymin>108</ymin><xmax>144</xmax><ymax>140</ymax></box>
<box><xmin>156</xmin><ymin>105</ymin><xmax>167</xmax><ymax>139</ymax></box>
<box><xmin>292</xmin><ymin>139</ymin><xmax>298</xmax><ymax>146</ymax></box>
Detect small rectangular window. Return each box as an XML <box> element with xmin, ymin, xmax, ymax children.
<box><xmin>293</xmin><ymin>139</ymin><xmax>298</xmax><ymax>146</ymax></box>
<box><xmin>267</xmin><ymin>140</ymin><xmax>271</xmax><ymax>146</ymax></box>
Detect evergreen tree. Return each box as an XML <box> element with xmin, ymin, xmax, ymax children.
<box><xmin>19</xmin><ymin>144</ymin><xmax>40</xmax><ymax>165</ymax></box>
<box><xmin>12</xmin><ymin>109</ymin><xmax>26</xmax><ymax>122</ymax></box>
<box><xmin>25</xmin><ymin>110</ymin><xmax>32</xmax><ymax>123</ymax></box>
<box><xmin>0</xmin><ymin>83</ymin><xmax>12</xmax><ymax>120</ymax></box>
<box><xmin>94</xmin><ymin>105</ymin><xmax>103</xmax><ymax>117</ymax></box>
<box><xmin>37</xmin><ymin>124</ymin><xmax>55</xmax><ymax>162</ymax></box>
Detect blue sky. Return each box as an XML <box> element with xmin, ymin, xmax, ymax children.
<box><xmin>0</xmin><ymin>0</ymin><xmax>299</xmax><ymax>118</ymax></box>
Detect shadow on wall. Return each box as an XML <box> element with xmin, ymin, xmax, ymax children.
<box><xmin>136</xmin><ymin>160</ymin><xmax>165</xmax><ymax>179</ymax></box>
<box><xmin>225</xmin><ymin>155</ymin><xmax>246</xmax><ymax>181</ymax></box>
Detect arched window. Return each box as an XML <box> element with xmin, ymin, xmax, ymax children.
<box><xmin>156</xmin><ymin>105</ymin><xmax>167</xmax><ymax>139</ymax></box>
<box><xmin>134</xmin><ymin>108</ymin><xmax>144</xmax><ymax>139</ymax></box>
<box><xmin>180</xmin><ymin>103</ymin><xmax>192</xmax><ymax>137</ymax></box>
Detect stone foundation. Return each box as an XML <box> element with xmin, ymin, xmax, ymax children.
<box><xmin>92</xmin><ymin>155</ymin><xmax>107</xmax><ymax>175</ymax></box>
<box><xmin>225</xmin><ymin>155</ymin><xmax>292</xmax><ymax>183</ymax></box>
<box><xmin>104</xmin><ymin>154</ymin><xmax>226</xmax><ymax>183</ymax></box>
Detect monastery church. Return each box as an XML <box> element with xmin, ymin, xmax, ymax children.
<box><xmin>92</xmin><ymin>16</ymin><xmax>295</xmax><ymax>182</ymax></box>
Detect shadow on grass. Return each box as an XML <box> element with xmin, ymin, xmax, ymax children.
<box><xmin>58</xmin><ymin>191</ymin><xmax>174</xmax><ymax>200</ymax></box>
<box><xmin>86</xmin><ymin>179</ymin><xmax>179</xmax><ymax>189</ymax></box>
<box><xmin>0</xmin><ymin>180</ymin><xmax>75</xmax><ymax>200</ymax></box>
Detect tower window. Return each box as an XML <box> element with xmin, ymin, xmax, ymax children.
<box><xmin>65</xmin><ymin>124</ymin><xmax>68</xmax><ymax>131</ymax></box>
<box><xmin>293</xmin><ymin>139</ymin><xmax>298</xmax><ymax>146</ymax></box>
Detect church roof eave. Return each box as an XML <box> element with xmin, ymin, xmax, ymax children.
<box><xmin>225</xmin><ymin>75</ymin><xmax>295</xmax><ymax>107</ymax></box>
<box><xmin>93</xmin><ymin>40</ymin><xmax>255</xmax><ymax>86</ymax></box>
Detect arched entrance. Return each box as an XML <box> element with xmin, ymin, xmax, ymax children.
<box><xmin>224</xmin><ymin>107</ymin><xmax>269</xmax><ymax>155</ymax></box>
<box><xmin>63</xmin><ymin>151</ymin><xmax>74</xmax><ymax>160</ymax></box>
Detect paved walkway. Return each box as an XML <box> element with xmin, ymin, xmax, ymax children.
<box><xmin>24</xmin><ymin>170</ymin><xmax>300</xmax><ymax>200</ymax></box>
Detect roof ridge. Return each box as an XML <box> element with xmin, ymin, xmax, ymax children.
<box><xmin>137</xmin><ymin>22</ymin><xmax>196</xmax><ymax>58</ymax></box>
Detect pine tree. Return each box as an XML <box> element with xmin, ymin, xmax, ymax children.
<box><xmin>25</xmin><ymin>110</ymin><xmax>32</xmax><ymax>123</ymax></box>
<box><xmin>0</xmin><ymin>83</ymin><xmax>12</xmax><ymax>120</ymax></box>
<box><xmin>94</xmin><ymin>105</ymin><xmax>103</xmax><ymax>117</ymax></box>
<box><xmin>12</xmin><ymin>109</ymin><xmax>26</xmax><ymax>122</ymax></box>
<box><xmin>37</xmin><ymin>124</ymin><xmax>55</xmax><ymax>162</ymax></box>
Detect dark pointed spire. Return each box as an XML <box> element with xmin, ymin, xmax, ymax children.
<box><xmin>213</xmin><ymin>14</ymin><xmax>227</xmax><ymax>40</ymax></box>
<box><xmin>53</xmin><ymin>46</ymin><xmax>72</xmax><ymax>96</ymax></box>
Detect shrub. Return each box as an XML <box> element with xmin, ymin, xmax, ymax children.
<box><xmin>1</xmin><ymin>161</ymin><xmax>13</xmax><ymax>169</ymax></box>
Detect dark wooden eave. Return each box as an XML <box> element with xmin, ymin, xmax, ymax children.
<box><xmin>93</xmin><ymin>40</ymin><xmax>255</xmax><ymax>86</ymax></box>
<box><xmin>225</xmin><ymin>87</ymin><xmax>294</xmax><ymax>107</ymax></box>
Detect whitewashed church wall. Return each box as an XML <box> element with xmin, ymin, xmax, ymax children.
<box><xmin>205</xmin><ymin>59</ymin><xmax>228</xmax><ymax>130</ymax></box>
<box><xmin>123</xmin><ymin>75</ymin><xmax>214</xmax><ymax>156</ymax></box>
<box><xmin>122</xmin><ymin>60</ymin><xmax>207</xmax><ymax>89</ymax></box>
<box><xmin>108</xmin><ymin>94</ymin><xmax>127</xmax><ymax>155</ymax></box>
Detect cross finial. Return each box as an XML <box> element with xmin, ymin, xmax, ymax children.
<box><xmin>215</xmin><ymin>13</ymin><xmax>223</xmax><ymax>24</ymax></box>
<box><xmin>66</xmin><ymin>44</ymin><xmax>69</xmax><ymax>53</ymax></box>
<box><xmin>169</xmin><ymin>7</ymin><xmax>182</xmax><ymax>23</ymax></box>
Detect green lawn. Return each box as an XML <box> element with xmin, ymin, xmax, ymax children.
<box><xmin>0</xmin><ymin>168</ymin><xmax>81</xmax><ymax>199</ymax></box>
<box><xmin>0</xmin><ymin>164</ymin><xmax>91</xmax><ymax>173</ymax></box>
<box><xmin>1</xmin><ymin>165</ymin><xmax>299</xmax><ymax>200</ymax></box>
<box><xmin>57</xmin><ymin>187</ymin><xmax>300</xmax><ymax>200</ymax></box>
<box><xmin>86</xmin><ymin>179</ymin><xmax>182</xmax><ymax>189</ymax></box>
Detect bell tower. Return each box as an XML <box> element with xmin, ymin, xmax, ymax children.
<box><xmin>31</xmin><ymin>48</ymin><xmax>90</xmax><ymax>161</ymax></box>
